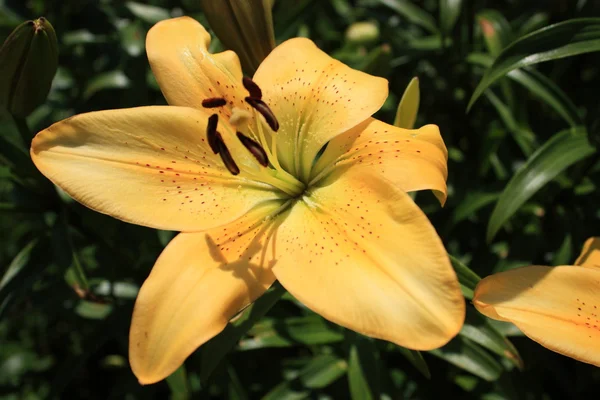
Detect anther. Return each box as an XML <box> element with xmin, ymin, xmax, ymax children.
<box><xmin>202</xmin><ymin>97</ymin><xmax>227</xmax><ymax>108</ymax></box>
<box><xmin>215</xmin><ymin>133</ymin><xmax>240</xmax><ymax>175</ymax></box>
<box><xmin>245</xmin><ymin>97</ymin><xmax>279</xmax><ymax>132</ymax></box>
<box><xmin>243</xmin><ymin>77</ymin><xmax>262</xmax><ymax>99</ymax></box>
<box><xmin>207</xmin><ymin>114</ymin><xmax>220</xmax><ymax>154</ymax></box>
<box><xmin>237</xmin><ymin>132</ymin><xmax>269</xmax><ymax>167</ymax></box>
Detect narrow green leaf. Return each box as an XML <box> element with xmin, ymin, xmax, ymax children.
<box><xmin>487</xmin><ymin>128</ymin><xmax>596</xmax><ymax>241</ymax></box>
<box><xmin>429</xmin><ymin>336</ymin><xmax>503</xmax><ymax>381</ymax></box>
<box><xmin>0</xmin><ymin>239</ymin><xmax>45</xmax><ymax>306</ymax></box>
<box><xmin>262</xmin><ymin>355</ymin><xmax>347</xmax><ymax>399</ymax></box>
<box><xmin>199</xmin><ymin>282</ymin><xmax>286</xmax><ymax>383</ymax></box>
<box><xmin>449</xmin><ymin>254</ymin><xmax>481</xmax><ymax>300</ymax></box>
<box><xmin>469</xmin><ymin>18</ymin><xmax>600</xmax><ymax>110</ymax></box>
<box><xmin>166</xmin><ymin>365</ymin><xmax>190</xmax><ymax>400</ymax></box>
<box><xmin>451</xmin><ymin>191</ymin><xmax>500</xmax><ymax>225</ymax></box>
<box><xmin>394</xmin><ymin>77</ymin><xmax>419</xmax><ymax>129</ymax></box>
<box><xmin>125</xmin><ymin>2</ymin><xmax>171</xmax><ymax>24</ymax></box>
<box><xmin>239</xmin><ymin>314</ymin><xmax>344</xmax><ymax>350</ymax></box>
<box><xmin>379</xmin><ymin>0</ymin><xmax>438</xmax><ymax>34</ymax></box>
<box><xmin>83</xmin><ymin>71</ymin><xmax>130</xmax><ymax>100</ymax></box>
<box><xmin>484</xmin><ymin>90</ymin><xmax>536</xmax><ymax>156</ymax></box>
<box><xmin>396</xmin><ymin>347</ymin><xmax>430</xmax><ymax>379</ymax></box>
<box><xmin>439</xmin><ymin>0</ymin><xmax>462</xmax><ymax>37</ymax></box>
<box><xmin>460</xmin><ymin>308</ymin><xmax>523</xmax><ymax>369</ymax></box>
<box><xmin>348</xmin><ymin>338</ymin><xmax>380</xmax><ymax>400</ymax></box>
<box><xmin>468</xmin><ymin>53</ymin><xmax>583</xmax><ymax>127</ymax></box>
<box><xmin>517</xmin><ymin>12</ymin><xmax>549</xmax><ymax>37</ymax></box>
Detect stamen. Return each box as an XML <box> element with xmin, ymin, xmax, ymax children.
<box><xmin>207</xmin><ymin>114</ymin><xmax>220</xmax><ymax>154</ymax></box>
<box><xmin>216</xmin><ymin>133</ymin><xmax>240</xmax><ymax>175</ymax></box>
<box><xmin>237</xmin><ymin>132</ymin><xmax>269</xmax><ymax>167</ymax></box>
<box><xmin>245</xmin><ymin>97</ymin><xmax>279</xmax><ymax>132</ymax></box>
<box><xmin>243</xmin><ymin>77</ymin><xmax>262</xmax><ymax>99</ymax></box>
<box><xmin>202</xmin><ymin>97</ymin><xmax>227</xmax><ymax>108</ymax></box>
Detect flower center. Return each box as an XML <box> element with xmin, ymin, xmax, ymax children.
<box><xmin>201</xmin><ymin>78</ymin><xmax>306</xmax><ymax>198</ymax></box>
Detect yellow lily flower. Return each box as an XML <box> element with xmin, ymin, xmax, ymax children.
<box><xmin>30</xmin><ymin>17</ymin><xmax>465</xmax><ymax>384</ymax></box>
<box><xmin>473</xmin><ymin>237</ymin><xmax>600</xmax><ymax>367</ymax></box>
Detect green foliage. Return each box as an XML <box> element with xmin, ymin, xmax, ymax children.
<box><xmin>1</xmin><ymin>0</ymin><xmax>600</xmax><ymax>399</ymax></box>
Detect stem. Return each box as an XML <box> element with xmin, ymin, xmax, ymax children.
<box><xmin>11</xmin><ymin>114</ymin><xmax>32</xmax><ymax>148</ymax></box>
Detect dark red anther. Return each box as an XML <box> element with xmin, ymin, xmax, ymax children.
<box><xmin>243</xmin><ymin>77</ymin><xmax>262</xmax><ymax>99</ymax></box>
<box><xmin>237</xmin><ymin>132</ymin><xmax>269</xmax><ymax>167</ymax></box>
<box><xmin>207</xmin><ymin>114</ymin><xmax>220</xmax><ymax>154</ymax></box>
<box><xmin>202</xmin><ymin>97</ymin><xmax>227</xmax><ymax>108</ymax></box>
<box><xmin>216</xmin><ymin>133</ymin><xmax>240</xmax><ymax>175</ymax></box>
<box><xmin>245</xmin><ymin>97</ymin><xmax>279</xmax><ymax>132</ymax></box>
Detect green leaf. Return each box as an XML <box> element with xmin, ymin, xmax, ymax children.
<box><xmin>348</xmin><ymin>338</ymin><xmax>380</xmax><ymax>400</ymax></box>
<box><xmin>396</xmin><ymin>347</ymin><xmax>430</xmax><ymax>379</ymax></box>
<box><xmin>468</xmin><ymin>53</ymin><xmax>583</xmax><ymax>127</ymax></box>
<box><xmin>451</xmin><ymin>191</ymin><xmax>500</xmax><ymax>225</ymax></box>
<box><xmin>125</xmin><ymin>2</ymin><xmax>171</xmax><ymax>24</ymax></box>
<box><xmin>166</xmin><ymin>365</ymin><xmax>190</xmax><ymax>400</ymax></box>
<box><xmin>378</xmin><ymin>0</ymin><xmax>438</xmax><ymax>34</ymax></box>
<box><xmin>239</xmin><ymin>314</ymin><xmax>344</xmax><ymax>350</ymax></box>
<box><xmin>469</xmin><ymin>18</ymin><xmax>600</xmax><ymax>110</ymax></box>
<box><xmin>439</xmin><ymin>0</ymin><xmax>462</xmax><ymax>37</ymax></box>
<box><xmin>484</xmin><ymin>90</ymin><xmax>536</xmax><ymax>156</ymax></box>
<box><xmin>429</xmin><ymin>336</ymin><xmax>503</xmax><ymax>381</ymax></box>
<box><xmin>262</xmin><ymin>355</ymin><xmax>348</xmax><ymax>399</ymax></box>
<box><xmin>460</xmin><ymin>308</ymin><xmax>523</xmax><ymax>369</ymax></box>
<box><xmin>487</xmin><ymin>128</ymin><xmax>596</xmax><ymax>241</ymax></box>
<box><xmin>477</xmin><ymin>9</ymin><xmax>512</xmax><ymax>56</ymax></box>
<box><xmin>449</xmin><ymin>254</ymin><xmax>481</xmax><ymax>300</ymax></box>
<box><xmin>0</xmin><ymin>239</ymin><xmax>46</xmax><ymax>308</ymax></box>
<box><xmin>394</xmin><ymin>77</ymin><xmax>419</xmax><ymax>129</ymax></box>
<box><xmin>83</xmin><ymin>71</ymin><xmax>130</xmax><ymax>100</ymax></box>
<box><xmin>199</xmin><ymin>282</ymin><xmax>286</xmax><ymax>383</ymax></box>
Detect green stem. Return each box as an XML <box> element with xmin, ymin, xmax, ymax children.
<box><xmin>11</xmin><ymin>114</ymin><xmax>32</xmax><ymax>148</ymax></box>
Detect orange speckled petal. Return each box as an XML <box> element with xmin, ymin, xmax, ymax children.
<box><xmin>473</xmin><ymin>265</ymin><xmax>600</xmax><ymax>367</ymax></box>
<box><xmin>130</xmin><ymin>202</ymin><xmax>280</xmax><ymax>384</ymax></box>
<box><xmin>253</xmin><ymin>37</ymin><xmax>388</xmax><ymax>180</ymax></box>
<box><xmin>575</xmin><ymin>237</ymin><xmax>600</xmax><ymax>269</ymax></box>
<box><xmin>146</xmin><ymin>17</ymin><xmax>249</xmax><ymax>117</ymax></box>
<box><xmin>31</xmin><ymin>106</ymin><xmax>283</xmax><ymax>232</ymax></box>
<box><xmin>312</xmin><ymin>118</ymin><xmax>448</xmax><ymax>205</ymax></box>
<box><xmin>271</xmin><ymin>168</ymin><xmax>465</xmax><ymax>350</ymax></box>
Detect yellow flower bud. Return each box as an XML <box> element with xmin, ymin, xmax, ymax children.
<box><xmin>199</xmin><ymin>0</ymin><xmax>275</xmax><ymax>73</ymax></box>
<box><xmin>0</xmin><ymin>17</ymin><xmax>58</xmax><ymax>117</ymax></box>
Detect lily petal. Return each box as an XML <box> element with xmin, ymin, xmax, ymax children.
<box><xmin>574</xmin><ymin>237</ymin><xmax>600</xmax><ymax>269</ymax></box>
<box><xmin>312</xmin><ymin>119</ymin><xmax>448</xmax><ymax>205</ymax></box>
<box><xmin>253</xmin><ymin>38</ymin><xmax>388</xmax><ymax>180</ymax></box>
<box><xmin>271</xmin><ymin>169</ymin><xmax>465</xmax><ymax>349</ymax></box>
<box><xmin>130</xmin><ymin>202</ymin><xmax>281</xmax><ymax>384</ymax></box>
<box><xmin>146</xmin><ymin>17</ymin><xmax>248</xmax><ymax>116</ymax></box>
<box><xmin>473</xmin><ymin>265</ymin><xmax>600</xmax><ymax>367</ymax></box>
<box><xmin>31</xmin><ymin>106</ymin><xmax>282</xmax><ymax>231</ymax></box>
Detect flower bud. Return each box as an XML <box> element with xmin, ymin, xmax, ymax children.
<box><xmin>199</xmin><ymin>0</ymin><xmax>275</xmax><ymax>74</ymax></box>
<box><xmin>346</xmin><ymin>21</ymin><xmax>380</xmax><ymax>45</ymax></box>
<box><xmin>0</xmin><ymin>17</ymin><xmax>58</xmax><ymax>117</ymax></box>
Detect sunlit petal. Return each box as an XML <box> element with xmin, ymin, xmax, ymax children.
<box><xmin>130</xmin><ymin>202</ymin><xmax>282</xmax><ymax>384</ymax></box>
<box><xmin>31</xmin><ymin>106</ymin><xmax>283</xmax><ymax>231</ymax></box>
<box><xmin>146</xmin><ymin>16</ymin><xmax>248</xmax><ymax>118</ymax></box>
<box><xmin>574</xmin><ymin>237</ymin><xmax>600</xmax><ymax>269</ymax></box>
<box><xmin>271</xmin><ymin>169</ymin><xmax>465</xmax><ymax>349</ymax></box>
<box><xmin>253</xmin><ymin>38</ymin><xmax>388</xmax><ymax>180</ymax></box>
<box><xmin>313</xmin><ymin>118</ymin><xmax>448</xmax><ymax>205</ymax></box>
<box><xmin>473</xmin><ymin>265</ymin><xmax>600</xmax><ymax>367</ymax></box>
